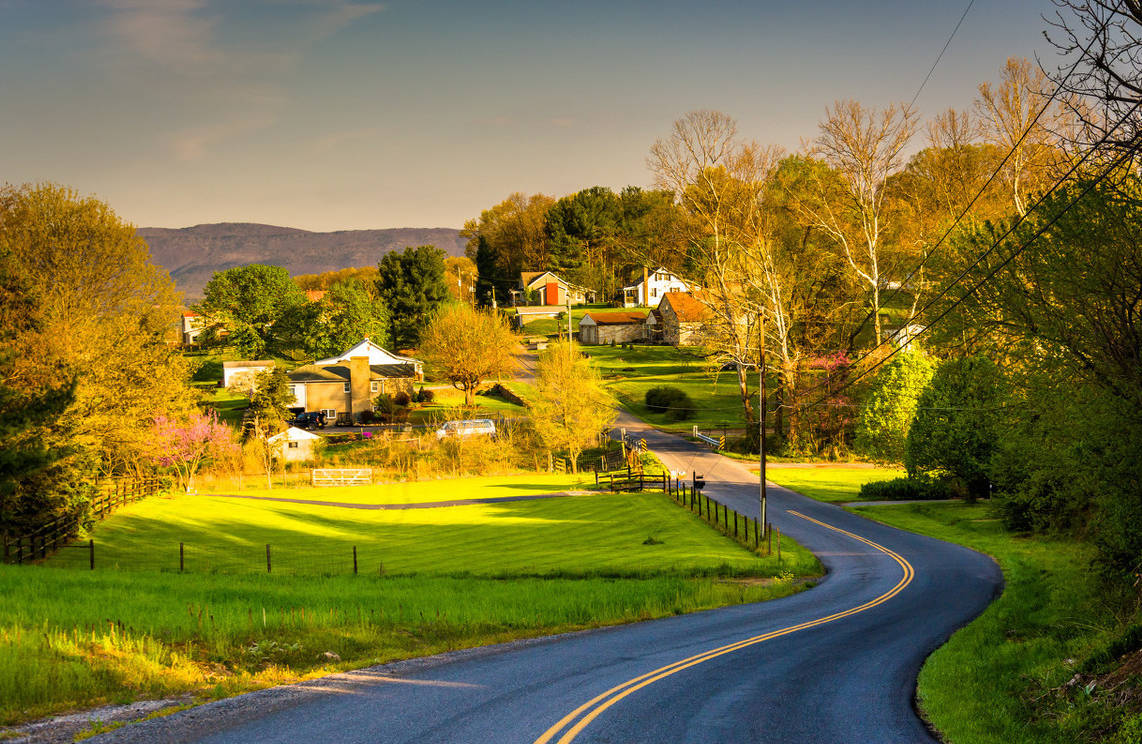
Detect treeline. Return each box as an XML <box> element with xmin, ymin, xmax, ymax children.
<box><xmin>195</xmin><ymin>244</ymin><xmax>455</xmax><ymax>357</ymax></box>
<box><xmin>1</xmin><ymin>184</ymin><xmax>193</xmax><ymax>535</ymax></box>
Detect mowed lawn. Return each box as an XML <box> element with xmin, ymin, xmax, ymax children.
<box><xmin>198</xmin><ymin>473</ymin><xmax>589</xmax><ymax>504</ymax></box>
<box><xmin>588</xmin><ymin>345</ymin><xmax>754</xmax><ymax>432</ymax></box>
<box><xmin>2</xmin><ymin>476</ymin><xmax>821</xmax><ymax>727</ymax></box>
<box><xmin>49</xmin><ymin>483</ymin><xmax>789</xmax><ymax>577</ymax></box>
<box><xmin>766</xmin><ymin>466</ymin><xmax>906</xmax><ymax>503</ymax></box>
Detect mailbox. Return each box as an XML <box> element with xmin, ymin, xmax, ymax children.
<box><xmin>693</xmin><ymin>474</ymin><xmax>706</xmax><ymax>490</ymax></box>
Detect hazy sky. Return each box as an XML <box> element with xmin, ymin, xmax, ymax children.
<box><xmin>1</xmin><ymin>0</ymin><xmax>1055</xmax><ymax>231</ymax></box>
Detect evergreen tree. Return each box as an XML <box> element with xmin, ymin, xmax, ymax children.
<box><xmin>375</xmin><ymin>245</ymin><xmax>449</xmax><ymax>349</ymax></box>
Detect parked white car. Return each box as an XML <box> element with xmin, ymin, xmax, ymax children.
<box><xmin>435</xmin><ymin>419</ymin><xmax>497</xmax><ymax>440</ymax></box>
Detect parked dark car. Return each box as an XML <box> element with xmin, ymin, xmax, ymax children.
<box><xmin>292</xmin><ymin>411</ymin><xmax>326</xmax><ymax>430</ymax></box>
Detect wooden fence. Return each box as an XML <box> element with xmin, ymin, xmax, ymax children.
<box><xmin>2</xmin><ymin>476</ymin><xmax>162</xmax><ymax>565</ymax></box>
<box><xmin>664</xmin><ymin>476</ymin><xmax>777</xmax><ymax>556</ymax></box>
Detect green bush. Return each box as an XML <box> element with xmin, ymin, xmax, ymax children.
<box><xmin>645</xmin><ymin>386</ymin><xmax>686</xmax><ymax>413</ymax></box>
<box><xmin>855</xmin><ymin>351</ymin><xmax>935</xmax><ymax>462</ymax></box>
<box><xmin>906</xmin><ymin>355</ymin><xmax>1005</xmax><ymax>501</ymax></box>
<box><xmin>857</xmin><ymin>477</ymin><xmax>952</xmax><ymax>501</ymax></box>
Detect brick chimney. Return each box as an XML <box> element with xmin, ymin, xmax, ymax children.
<box><xmin>348</xmin><ymin>356</ymin><xmax>371</xmax><ymax>419</ymax></box>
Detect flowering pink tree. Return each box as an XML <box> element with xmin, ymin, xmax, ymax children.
<box><xmin>153</xmin><ymin>410</ymin><xmax>237</xmax><ymax>494</ymax></box>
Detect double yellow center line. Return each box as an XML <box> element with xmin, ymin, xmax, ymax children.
<box><xmin>532</xmin><ymin>510</ymin><xmax>915</xmax><ymax>744</ymax></box>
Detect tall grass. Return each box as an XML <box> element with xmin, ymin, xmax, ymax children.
<box><xmin>0</xmin><ymin>570</ymin><xmax>808</xmax><ymax>725</ymax></box>
<box><xmin>0</xmin><ymin>480</ymin><xmax>821</xmax><ymax>725</ymax></box>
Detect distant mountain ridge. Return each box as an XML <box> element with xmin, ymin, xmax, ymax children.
<box><xmin>138</xmin><ymin>222</ymin><xmax>467</xmax><ymax>299</ymax></box>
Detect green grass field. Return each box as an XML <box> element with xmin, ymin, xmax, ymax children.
<box><xmin>766</xmin><ymin>466</ymin><xmax>906</xmax><ymax>503</ymax></box>
<box><xmin>0</xmin><ymin>475</ymin><xmax>820</xmax><ymax>726</ymax></box>
<box><xmin>849</xmin><ymin>501</ymin><xmax>1142</xmax><ymax>744</ymax></box>
<box><xmin>49</xmin><ymin>486</ymin><xmax>802</xmax><ymax>577</ymax></box>
<box><xmin>199</xmin><ymin>473</ymin><xmax>589</xmax><ymax>503</ymax></box>
<box><xmin>587</xmin><ymin>345</ymin><xmax>756</xmax><ymax>432</ymax></box>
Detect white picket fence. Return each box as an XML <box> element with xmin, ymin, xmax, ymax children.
<box><xmin>311</xmin><ymin>468</ymin><xmax>372</xmax><ymax>487</ymax></box>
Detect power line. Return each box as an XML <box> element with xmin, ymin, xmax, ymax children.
<box><xmin>795</xmin><ymin>134</ymin><xmax>1140</xmax><ymax>414</ymax></box>
<box><xmin>799</xmin><ymin>92</ymin><xmax>1142</xmax><ymax>407</ymax></box>
<box><xmin>907</xmin><ymin>0</ymin><xmax>976</xmax><ymax>112</ymax></box>
<box><xmin>845</xmin><ymin>17</ymin><xmax>1112</xmax><ymax>351</ymax></box>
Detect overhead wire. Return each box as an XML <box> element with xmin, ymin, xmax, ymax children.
<box><xmin>843</xmin><ymin>17</ymin><xmax>1112</xmax><ymax>356</ymax></box>
<box><xmin>794</xmin><ymin>128</ymin><xmax>1141</xmax><ymax>414</ymax></box>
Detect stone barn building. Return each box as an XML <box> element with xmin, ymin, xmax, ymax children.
<box><xmin>656</xmin><ymin>292</ymin><xmax>710</xmax><ymax>346</ymax></box>
<box><xmin>578</xmin><ymin>311</ymin><xmax>647</xmax><ymax>345</ymax></box>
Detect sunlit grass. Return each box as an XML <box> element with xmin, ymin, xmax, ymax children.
<box><xmin>199</xmin><ymin>473</ymin><xmax>589</xmax><ymax>503</ymax></box>
<box><xmin>3</xmin><ymin>474</ymin><xmax>821</xmax><ymax>726</ymax></box>
<box><xmin>767</xmin><ymin>466</ymin><xmax>906</xmax><ymax>503</ymax></box>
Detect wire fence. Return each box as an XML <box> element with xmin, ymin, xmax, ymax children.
<box><xmin>42</xmin><ymin>540</ymin><xmax>391</xmax><ymax>576</ymax></box>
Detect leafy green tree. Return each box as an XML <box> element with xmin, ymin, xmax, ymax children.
<box><xmin>529</xmin><ymin>342</ymin><xmax>616</xmax><ymax>472</ymax></box>
<box><xmin>855</xmin><ymin>350</ymin><xmax>936</xmax><ymax>462</ymax></box>
<box><xmin>376</xmin><ymin>245</ymin><xmax>449</xmax><ymax>349</ymax></box>
<box><xmin>474</xmin><ymin>235</ymin><xmax>509</xmax><ymax>307</ymax></box>
<box><xmin>0</xmin><ymin>249</ymin><xmax>79</xmax><ymax>534</ymax></box>
<box><xmin>906</xmin><ymin>356</ymin><xmax>1005</xmax><ymax>500</ymax></box>
<box><xmin>198</xmin><ymin>264</ymin><xmax>306</xmax><ymax>357</ymax></box>
<box><xmin>420</xmin><ymin>304</ymin><xmax>518</xmax><ymax>406</ymax></box>
<box><xmin>286</xmin><ymin>279</ymin><xmax>388</xmax><ymax>357</ymax></box>
<box><xmin>0</xmin><ymin>183</ymin><xmax>191</xmax><ymax>485</ymax></box>
<box><xmin>244</xmin><ymin>368</ymin><xmax>294</xmax><ymax>436</ymax></box>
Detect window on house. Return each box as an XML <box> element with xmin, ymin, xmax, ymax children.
<box><xmin>371</xmin><ymin>381</ymin><xmax>379</xmax><ymax>392</ymax></box>
<box><xmin>651</xmin><ymin>288</ymin><xmax>657</xmax><ymax>298</ymax></box>
<box><xmin>324</xmin><ymin>409</ymin><xmax>337</xmax><ymax>420</ymax></box>
<box><xmin>343</xmin><ymin>383</ymin><xmax>350</xmax><ymax>393</ymax></box>
<box><xmin>288</xmin><ymin>442</ymin><xmax>299</xmax><ymax>449</ymax></box>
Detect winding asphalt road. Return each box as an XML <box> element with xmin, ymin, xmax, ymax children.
<box><xmin>96</xmin><ymin>414</ymin><xmax>1002</xmax><ymax>744</ymax></box>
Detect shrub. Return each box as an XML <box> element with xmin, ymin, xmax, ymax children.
<box><xmin>645</xmin><ymin>386</ymin><xmax>686</xmax><ymax>413</ymax></box>
<box><xmin>857</xmin><ymin>477</ymin><xmax>952</xmax><ymax>501</ymax></box>
<box><xmin>415</xmin><ymin>387</ymin><xmax>435</xmax><ymax>404</ymax></box>
<box><xmin>906</xmin><ymin>355</ymin><xmax>1005</xmax><ymax>501</ymax></box>
<box><xmin>358</xmin><ymin>410</ymin><xmax>377</xmax><ymax>425</ymax></box>
<box><xmin>393</xmin><ymin>391</ymin><xmax>412</xmax><ymax>407</ymax></box>
<box><xmin>855</xmin><ymin>351</ymin><xmax>935</xmax><ymax>462</ymax></box>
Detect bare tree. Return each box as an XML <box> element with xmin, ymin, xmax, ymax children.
<box><xmin>975</xmin><ymin>57</ymin><xmax>1063</xmax><ymax>215</ymax></box>
<box><xmin>797</xmin><ymin>101</ymin><xmax>918</xmax><ymax>343</ymax></box>
<box><xmin>1045</xmin><ymin>0</ymin><xmax>1142</xmax><ymax>155</ymax></box>
<box><xmin>648</xmin><ymin>111</ymin><xmax>783</xmax><ymax>431</ymax></box>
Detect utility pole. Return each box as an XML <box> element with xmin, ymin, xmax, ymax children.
<box><xmin>759</xmin><ymin>311</ymin><xmax>767</xmax><ymax>533</ymax></box>
<box><xmin>566</xmin><ymin>283</ymin><xmax>573</xmax><ymax>358</ymax></box>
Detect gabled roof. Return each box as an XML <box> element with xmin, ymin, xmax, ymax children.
<box><xmin>287</xmin><ymin>362</ymin><xmax>417</xmax><ymax>383</ymax></box>
<box><xmin>268</xmin><ymin>426</ymin><xmax>322</xmax><ymax>443</ymax></box>
<box><xmin>659</xmin><ymin>292</ymin><xmax>709</xmax><ymax>323</ymax></box>
<box><xmin>314</xmin><ymin>338</ymin><xmax>421</xmax><ymax>368</ymax></box>
<box><xmin>581</xmin><ymin>311</ymin><xmax>648</xmax><ymax>326</ymax></box>
<box><xmin>520</xmin><ymin>270</ymin><xmax>554</xmax><ymax>287</ymax></box>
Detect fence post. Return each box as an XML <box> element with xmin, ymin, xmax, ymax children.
<box><xmin>179</xmin><ymin>542</ymin><xmax>184</xmax><ymax>573</ymax></box>
<box><xmin>266</xmin><ymin>544</ymin><xmax>272</xmax><ymax>573</ymax></box>
<box><xmin>89</xmin><ymin>539</ymin><xmax>94</xmax><ymax>570</ymax></box>
<box><xmin>353</xmin><ymin>545</ymin><xmax>358</xmax><ymax>575</ymax></box>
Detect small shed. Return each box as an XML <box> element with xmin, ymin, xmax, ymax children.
<box><xmin>268</xmin><ymin>426</ymin><xmax>322</xmax><ymax>463</ymax></box>
<box><xmin>579</xmin><ymin>311</ymin><xmax>647</xmax><ymax>344</ymax></box>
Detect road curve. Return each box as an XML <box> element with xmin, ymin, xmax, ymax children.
<box><xmin>95</xmin><ymin>415</ymin><xmax>1002</xmax><ymax>744</ymax></box>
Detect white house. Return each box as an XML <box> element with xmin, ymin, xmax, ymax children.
<box><xmin>268</xmin><ymin>426</ymin><xmax>322</xmax><ymax>463</ymax></box>
<box><xmin>622</xmin><ymin>267</ymin><xmax>696</xmax><ymax>307</ymax></box>
<box><xmin>314</xmin><ymin>338</ymin><xmax>424</xmax><ymax>379</ymax></box>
